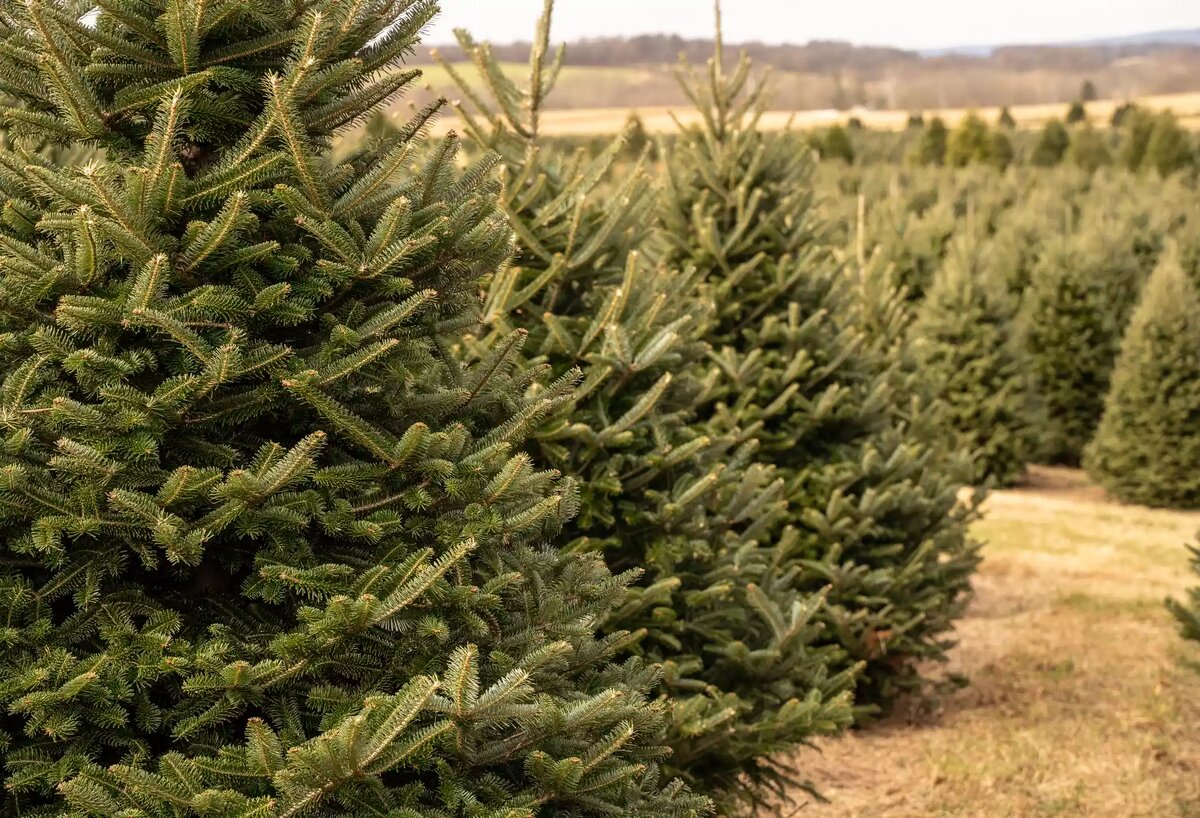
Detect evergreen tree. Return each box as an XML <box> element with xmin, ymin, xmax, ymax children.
<box><xmin>1085</xmin><ymin>248</ymin><xmax>1200</xmax><ymax>508</ymax></box>
<box><xmin>1144</xmin><ymin>111</ymin><xmax>1194</xmax><ymax>177</ymax></box>
<box><xmin>1119</xmin><ymin>107</ymin><xmax>1157</xmax><ymax>171</ymax></box>
<box><xmin>986</xmin><ymin>129</ymin><xmax>1014</xmax><ymax>171</ymax></box>
<box><xmin>0</xmin><ymin>1</ymin><xmax>705</xmax><ymax>815</ymax></box>
<box><xmin>439</xmin><ymin>6</ymin><xmax>851</xmax><ymax>811</ymax></box>
<box><xmin>912</xmin><ymin>116</ymin><xmax>948</xmax><ymax>165</ymax></box>
<box><xmin>1081</xmin><ymin>80</ymin><xmax>1099</xmax><ymax>102</ymax></box>
<box><xmin>913</xmin><ymin>239</ymin><xmax>1037</xmax><ymax>487</ymax></box>
<box><xmin>1068</xmin><ymin>123</ymin><xmax>1112</xmax><ymax>172</ymax></box>
<box><xmin>1168</xmin><ymin>549</ymin><xmax>1200</xmax><ymax>654</ymax></box>
<box><xmin>820</xmin><ymin>124</ymin><xmax>856</xmax><ymax>164</ymax></box>
<box><xmin>1031</xmin><ymin>119</ymin><xmax>1070</xmax><ymax>166</ymax></box>
<box><xmin>1019</xmin><ymin>226</ymin><xmax>1140</xmax><ymax>465</ymax></box>
<box><xmin>946</xmin><ymin>112</ymin><xmax>991</xmax><ymax>167</ymax></box>
<box><xmin>1111</xmin><ymin>101</ymin><xmax>1139</xmax><ymax>128</ymax></box>
<box><xmin>660</xmin><ymin>22</ymin><xmax>980</xmax><ymax>721</ymax></box>
<box><xmin>1066</xmin><ymin>100</ymin><xmax>1088</xmax><ymax>125</ymax></box>
<box><xmin>997</xmin><ymin>107</ymin><xmax>1016</xmax><ymax>129</ymax></box>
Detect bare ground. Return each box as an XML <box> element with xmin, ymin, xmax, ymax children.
<box><xmin>780</xmin><ymin>466</ymin><xmax>1200</xmax><ymax>818</ymax></box>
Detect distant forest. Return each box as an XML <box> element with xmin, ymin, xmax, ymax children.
<box><xmin>415</xmin><ymin>33</ymin><xmax>1200</xmax><ymax>111</ymax></box>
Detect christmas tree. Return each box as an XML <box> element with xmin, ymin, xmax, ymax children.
<box><xmin>659</xmin><ymin>9</ymin><xmax>980</xmax><ymax>716</ymax></box>
<box><xmin>1019</xmin><ymin>223</ymin><xmax>1141</xmax><ymax>466</ymax></box>
<box><xmin>1031</xmin><ymin>120</ymin><xmax>1070</xmax><ymax>167</ymax></box>
<box><xmin>0</xmin><ymin>1</ymin><xmax>707</xmax><ymax>814</ymax></box>
<box><xmin>437</xmin><ymin>6</ymin><xmax>853</xmax><ymax>811</ymax></box>
<box><xmin>912</xmin><ymin>238</ymin><xmax>1037</xmax><ymax>487</ymax></box>
<box><xmin>1085</xmin><ymin>247</ymin><xmax>1200</xmax><ymax>508</ymax></box>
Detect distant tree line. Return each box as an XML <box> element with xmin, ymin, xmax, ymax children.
<box><xmin>421</xmin><ymin>34</ymin><xmax>1200</xmax><ymax>79</ymax></box>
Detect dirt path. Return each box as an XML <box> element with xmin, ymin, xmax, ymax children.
<box><xmin>785</xmin><ymin>466</ymin><xmax>1200</xmax><ymax>818</ymax></box>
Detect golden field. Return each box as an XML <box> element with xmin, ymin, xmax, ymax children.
<box><xmin>390</xmin><ymin>90</ymin><xmax>1200</xmax><ymax>137</ymax></box>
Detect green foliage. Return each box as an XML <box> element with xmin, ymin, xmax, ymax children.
<box><xmin>997</xmin><ymin>107</ymin><xmax>1016</xmax><ymax>129</ymax></box>
<box><xmin>1119</xmin><ymin>107</ymin><xmax>1157</xmax><ymax>171</ymax></box>
<box><xmin>1144</xmin><ymin>111</ymin><xmax>1194</xmax><ymax>177</ymax></box>
<box><xmin>1066</xmin><ymin>100</ymin><xmax>1088</xmax><ymax>125</ymax></box>
<box><xmin>906</xmin><ymin>112</ymin><xmax>925</xmax><ymax>128</ymax></box>
<box><xmin>986</xmin><ymin>129</ymin><xmax>1014</xmax><ymax>171</ymax></box>
<box><xmin>1111</xmin><ymin>101</ymin><xmax>1139</xmax><ymax>128</ymax></box>
<box><xmin>441</xmin><ymin>9</ymin><xmax>850</xmax><ymax>813</ymax></box>
<box><xmin>820</xmin><ymin>124</ymin><xmax>856</xmax><ymax>164</ymax></box>
<box><xmin>0</xmin><ymin>1</ymin><xmax>705</xmax><ymax>815</ymax></box>
<box><xmin>912</xmin><ymin>116</ymin><xmax>948</xmax><ymax>165</ymax></box>
<box><xmin>1081</xmin><ymin>80</ymin><xmax>1099</xmax><ymax>103</ymax></box>
<box><xmin>1085</xmin><ymin>249</ymin><xmax>1200</xmax><ymax>508</ymax></box>
<box><xmin>1031</xmin><ymin>120</ymin><xmax>1071</xmax><ymax>167</ymax></box>
<box><xmin>1067</xmin><ymin>124</ymin><xmax>1112</xmax><ymax>172</ymax></box>
<box><xmin>1167</xmin><ymin>547</ymin><xmax>1200</xmax><ymax>653</ymax></box>
<box><xmin>661</xmin><ymin>31</ymin><xmax>979</xmax><ymax>736</ymax></box>
<box><xmin>946</xmin><ymin>113</ymin><xmax>989</xmax><ymax>167</ymax></box>
<box><xmin>913</xmin><ymin>240</ymin><xmax>1038</xmax><ymax>487</ymax></box>
<box><xmin>1018</xmin><ymin>225</ymin><xmax>1141</xmax><ymax>465</ymax></box>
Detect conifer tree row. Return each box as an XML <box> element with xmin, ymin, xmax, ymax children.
<box><xmin>658</xmin><ymin>3</ymin><xmax>981</xmax><ymax>719</ymax></box>
<box><xmin>912</xmin><ymin>238</ymin><xmax>1038</xmax><ymax>488</ymax></box>
<box><xmin>436</xmin><ymin>6</ymin><xmax>854</xmax><ymax>811</ymax></box>
<box><xmin>0</xmin><ymin>1</ymin><xmax>707</xmax><ymax>814</ymax></box>
<box><xmin>1085</xmin><ymin>247</ymin><xmax>1200</xmax><ymax>508</ymax></box>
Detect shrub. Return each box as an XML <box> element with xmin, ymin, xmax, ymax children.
<box><xmin>1066</xmin><ymin>100</ymin><xmax>1088</xmax><ymax>125</ymax></box>
<box><xmin>1085</xmin><ymin>249</ymin><xmax>1200</xmax><ymax>508</ymax></box>
<box><xmin>0</xmin><ymin>1</ymin><xmax>706</xmax><ymax>815</ymax></box>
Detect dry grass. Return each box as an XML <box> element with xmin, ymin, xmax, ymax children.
<box><xmin>413</xmin><ymin>91</ymin><xmax>1200</xmax><ymax>136</ymax></box>
<box><xmin>776</xmin><ymin>465</ymin><xmax>1200</xmax><ymax>818</ymax></box>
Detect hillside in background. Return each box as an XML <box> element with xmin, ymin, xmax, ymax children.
<box><xmin>414</xmin><ymin>28</ymin><xmax>1200</xmax><ymax>112</ymax></box>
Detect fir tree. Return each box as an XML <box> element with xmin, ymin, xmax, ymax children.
<box><xmin>820</xmin><ymin>124</ymin><xmax>855</xmax><ymax>164</ymax></box>
<box><xmin>986</xmin><ymin>129</ymin><xmax>1014</xmax><ymax>171</ymax></box>
<box><xmin>438</xmin><ymin>6</ymin><xmax>850</xmax><ymax>812</ymax></box>
<box><xmin>945</xmin><ymin>112</ymin><xmax>990</xmax><ymax>167</ymax></box>
<box><xmin>1144</xmin><ymin>111</ymin><xmax>1194</xmax><ymax>177</ymax></box>
<box><xmin>913</xmin><ymin>239</ymin><xmax>1038</xmax><ymax>487</ymax></box>
<box><xmin>1111</xmin><ymin>101</ymin><xmax>1138</xmax><ymax>128</ymax></box>
<box><xmin>0</xmin><ymin>1</ymin><xmax>705</xmax><ymax>815</ymax></box>
<box><xmin>1119</xmin><ymin>107</ymin><xmax>1156</xmax><ymax>171</ymax></box>
<box><xmin>1031</xmin><ymin>119</ymin><xmax>1070</xmax><ymax>167</ymax></box>
<box><xmin>911</xmin><ymin>116</ymin><xmax>947</xmax><ymax>166</ymax></box>
<box><xmin>1068</xmin><ymin>123</ymin><xmax>1112</xmax><ymax>172</ymax></box>
<box><xmin>1085</xmin><ymin>248</ymin><xmax>1200</xmax><ymax>508</ymax></box>
<box><xmin>1019</xmin><ymin>225</ymin><xmax>1140</xmax><ymax>466</ymax></box>
<box><xmin>660</xmin><ymin>17</ymin><xmax>980</xmax><ymax>720</ymax></box>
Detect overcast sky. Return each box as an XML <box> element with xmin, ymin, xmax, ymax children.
<box><xmin>424</xmin><ymin>1</ymin><xmax>1200</xmax><ymax>50</ymax></box>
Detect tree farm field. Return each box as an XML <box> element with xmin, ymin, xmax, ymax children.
<box><xmin>395</xmin><ymin>79</ymin><xmax>1200</xmax><ymax>136</ymax></box>
<box><xmin>787</xmin><ymin>467</ymin><xmax>1200</xmax><ymax>818</ymax></box>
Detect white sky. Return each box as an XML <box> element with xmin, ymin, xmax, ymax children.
<box><xmin>424</xmin><ymin>1</ymin><xmax>1200</xmax><ymax>50</ymax></box>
